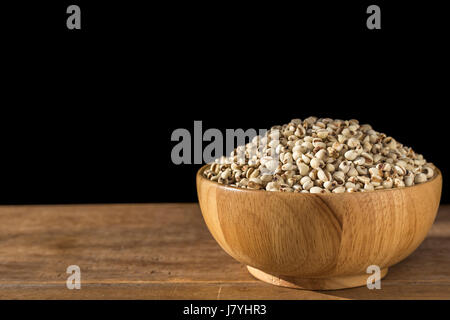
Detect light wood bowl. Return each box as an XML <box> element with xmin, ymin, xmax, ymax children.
<box><xmin>196</xmin><ymin>165</ymin><xmax>442</xmax><ymax>290</ymax></box>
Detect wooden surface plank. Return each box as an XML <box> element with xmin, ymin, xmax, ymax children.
<box><xmin>0</xmin><ymin>203</ymin><xmax>449</xmax><ymax>299</ymax></box>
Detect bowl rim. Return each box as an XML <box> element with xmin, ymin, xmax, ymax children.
<box><xmin>197</xmin><ymin>164</ymin><xmax>442</xmax><ymax>197</ymax></box>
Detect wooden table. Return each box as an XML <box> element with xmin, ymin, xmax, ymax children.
<box><xmin>0</xmin><ymin>203</ymin><xmax>449</xmax><ymax>299</ymax></box>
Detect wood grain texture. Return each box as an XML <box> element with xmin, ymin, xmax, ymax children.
<box><xmin>0</xmin><ymin>202</ymin><xmax>449</xmax><ymax>299</ymax></box>
<box><xmin>197</xmin><ymin>165</ymin><xmax>442</xmax><ymax>289</ymax></box>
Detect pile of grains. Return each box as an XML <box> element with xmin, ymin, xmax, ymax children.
<box><xmin>203</xmin><ymin>117</ymin><xmax>436</xmax><ymax>193</ymax></box>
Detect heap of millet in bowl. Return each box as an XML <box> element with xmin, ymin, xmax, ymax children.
<box><xmin>203</xmin><ymin>117</ymin><xmax>436</xmax><ymax>193</ymax></box>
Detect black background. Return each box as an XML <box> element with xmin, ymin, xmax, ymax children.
<box><xmin>1</xmin><ymin>300</ymin><xmax>448</xmax><ymax>319</ymax></box>
<box><xmin>1</xmin><ymin>1</ymin><xmax>448</xmax><ymax>204</ymax></box>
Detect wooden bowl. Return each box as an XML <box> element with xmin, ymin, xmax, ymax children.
<box><xmin>196</xmin><ymin>165</ymin><xmax>442</xmax><ymax>290</ymax></box>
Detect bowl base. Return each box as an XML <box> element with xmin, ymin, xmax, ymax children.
<box><xmin>247</xmin><ymin>266</ymin><xmax>388</xmax><ymax>290</ymax></box>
